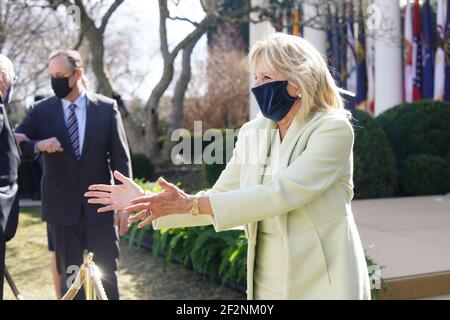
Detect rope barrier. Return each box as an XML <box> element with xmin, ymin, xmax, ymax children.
<box><xmin>4</xmin><ymin>252</ymin><xmax>108</xmax><ymax>300</ymax></box>
<box><xmin>4</xmin><ymin>266</ymin><xmax>25</xmax><ymax>300</ymax></box>
<box><xmin>61</xmin><ymin>252</ymin><xmax>108</xmax><ymax>300</ymax></box>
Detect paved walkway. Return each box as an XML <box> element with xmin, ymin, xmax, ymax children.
<box><xmin>352</xmin><ymin>194</ymin><xmax>450</xmax><ymax>280</ymax></box>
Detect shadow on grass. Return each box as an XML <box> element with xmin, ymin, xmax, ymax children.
<box><xmin>5</xmin><ymin>206</ymin><xmax>245</xmax><ymax>300</ymax></box>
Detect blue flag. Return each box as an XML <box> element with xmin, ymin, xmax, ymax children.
<box><xmin>422</xmin><ymin>0</ymin><xmax>434</xmax><ymax>99</ymax></box>
<box><xmin>445</xmin><ymin>0</ymin><xmax>450</xmax><ymax>102</ymax></box>
<box><xmin>355</xmin><ymin>2</ymin><xmax>367</xmax><ymax>110</ymax></box>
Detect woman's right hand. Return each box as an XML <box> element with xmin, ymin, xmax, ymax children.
<box><xmin>84</xmin><ymin>170</ymin><xmax>145</xmax><ymax>213</ymax></box>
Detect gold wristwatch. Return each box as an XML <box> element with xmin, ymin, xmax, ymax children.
<box><xmin>190</xmin><ymin>197</ymin><xmax>200</xmax><ymax>216</ymax></box>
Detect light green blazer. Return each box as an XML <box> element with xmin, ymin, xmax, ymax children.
<box><xmin>154</xmin><ymin>110</ymin><xmax>371</xmax><ymax>300</ymax></box>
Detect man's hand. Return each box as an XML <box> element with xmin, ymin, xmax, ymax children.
<box><xmin>36</xmin><ymin>137</ymin><xmax>63</xmax><ymax>153</ymax></box>
<box><xmin>85</xmin><ymin>171</ymin><xmax>144</xmax><ymax>213</ymax></box>
<box><xmin>114</xmin><ymin>210</ymin><xmax>131</xmax><ymax>236</ymax></box>
<box><xmin>14</xmin><ymin>133</ymin><xmax>29</xmax><ymax>144</ymax></box>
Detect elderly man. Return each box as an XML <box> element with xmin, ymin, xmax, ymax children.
<box><xmin>0</xmin><ymin>54</ymin><xmax>20</xmax><ymax>300</ymax></box>
<box><xmin>16</xmin><ymin>50</ymin><xmax>132</xmax><ymax>300</ymax></box>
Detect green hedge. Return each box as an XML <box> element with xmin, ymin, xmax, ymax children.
<box><xmin>353</xmin><ymin>110</ymin><xmax>397</xmax><ymax>198</ymax></box>
<box><xmin>153</xmin><ymin>226</ymin><xmax>247</xmax><ymax>287</ymax></box>
<box><xmin>125</xmin><ymin>180</ymin><xmax>247</xmax><ymax>289</ymax></box>
<box><xmin>377</xmin><ymin>100</ymin><xmax>450</xmax><ymax>195</ymax></box>
<box><xmin>131</xmin><ymin>153</ymin><xmax>155</xmax><ymax>181</ymax></box>
<box><xmin>403</xmin><ymin>154</ymin><xmax>450</xmax><ymax>195</ymax></box>
<box><xmin>202</xmin><ymin>128</ymin><xmax>239</xmax><ymax>186</ymax></box>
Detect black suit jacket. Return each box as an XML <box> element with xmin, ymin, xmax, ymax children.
<box><xmin>0</xmin><ymin>104</ymin><xmax>20</xmax><ymax>241</ymax></box>
<box><xmin>16</xmin><ymin>92</ymin><xmax>132</xmax><ymax>226</ymax></box>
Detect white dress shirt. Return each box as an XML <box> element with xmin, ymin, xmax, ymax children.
<box><xmin>61</xmin><ymin>88</ymin><xmax>87</xmax><ymax>156</ymax></box>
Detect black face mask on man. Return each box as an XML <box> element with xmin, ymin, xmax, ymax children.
<box><xmin>51</xmin><ymin>71</ymin><xmax>75</xmax><ymax>98</ymax></box>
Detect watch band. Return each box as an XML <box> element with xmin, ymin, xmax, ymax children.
<box><xmin>190</xmin><ymin>197</ymin><xmax>200</xmax><ymax>216</ymax></box>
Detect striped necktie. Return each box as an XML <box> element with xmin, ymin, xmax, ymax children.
<box><xmin>67</xmin><ymin>103</ymin><xmax>80</xmax><ymax>160</ymax></box>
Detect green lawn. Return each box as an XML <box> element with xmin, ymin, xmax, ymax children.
<box><xmin>4</xmin><ymin>206</ymin><xmax>245</xmax><ymax>300</ymax></box>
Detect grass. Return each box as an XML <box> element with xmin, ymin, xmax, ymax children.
<box><xmin>4</xmin><ymin>206</ymin><xmax>245</xmax><ymax>300</ymax></box>
<box><xmin>4</xmin><ymin>207</ymin><xmax>54</xmax><ymax>300</ymax></box>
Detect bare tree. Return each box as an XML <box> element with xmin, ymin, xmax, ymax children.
<box><xmin>0</xmin><ymin>0</ymin><xmax>78</xmax><ymax>121</ymax></box>
<box><xmin>142</xmin><ymin>0</ymin><xmax>275</xmax><ymax>164</ymax></box>
<box><xmin>185</xmin><ymin>29</ymin><xmax>249</xmax><ymax>131</ymax></box>
<box><xmin>4</xmin><ymin>0</ymin><xmax>383</xmax><ymax>166</ymax></box>
<box><xmin>71</xmin><ymin>0</ymin><xmax>124</xmax><ymax>97</ymax></box>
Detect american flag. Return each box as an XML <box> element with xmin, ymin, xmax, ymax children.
<box><xmin>412</xmin><ymin>0</ymin><xmax>423</xmax><ymax>101</ymax></box>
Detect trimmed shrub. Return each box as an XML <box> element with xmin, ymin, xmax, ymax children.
<box><xmin>131</xmin><ymin>153</ymin><xmax>155</xmax><ymax>181</ymax></box>
<box><xmin>377</xmin><ymin>100</ymin><xmax>450</xmax><ymax>194</ymax></box>
<box><xmin>203</xmin><ymin>128</ymin><xmax>239</xmax><ymax>187</ymax></box>
<box><xmin>403</xmin><ymin>154</ymin><xmax>450</xmax><ymax>195</ymax></box>
<box><xmin>353</xmin><ymin>110</ymin><xmax>397</xmax><ymax>198</ymax></box>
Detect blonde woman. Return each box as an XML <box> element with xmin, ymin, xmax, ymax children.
<box><xmin>85</xmin><ymin>33</ymin><xmax>371</xmax><ymax>300</ymax></box>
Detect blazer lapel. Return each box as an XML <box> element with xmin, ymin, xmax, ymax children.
<box><xmin>80</xmin><ymin>92</ymin><xmax>99</xmax><ymax>161</ymax></box>
<box><xmin>282</xmin><ymin>112</ymin><xmax>325</xmax><ymax>163</ymax></box>
<box><xmin>244</xmin><ymin>117</ymin><xmax>277</xmax><ymax>186</ymax></box>
<box><xmin>275</xmin><ymin>111</ymin><xmax>327</xmax><ymax>234</ymax></box>
<box><xmin>244</xmin><ymin>117</ymin><xmax>277</xmax><ymax>244</ymax></box>
<box><xmin>245</xmin><ymin>113</ymin><xmax>326</xmax><ymax>238</ymax></box>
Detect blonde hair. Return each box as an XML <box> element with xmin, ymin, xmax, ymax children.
<box><xmin>249</xmin><ymin>33</ymin><xmax>351</xmax><ymax>123</ymax></box>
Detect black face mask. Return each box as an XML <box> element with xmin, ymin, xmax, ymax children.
<box><xmin>251</xmin><ymin>80</ymin><xmax>298</xmax><ymax>121</ymax></box>
<box><xmin>51</xmin><ymin>72</ymin><xmax>74</xmax><ymax>98</ymax></box>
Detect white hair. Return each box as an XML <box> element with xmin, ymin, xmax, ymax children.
<box><xmin>0</xmin><ymin>54</ymin><xmax>15</xmax><ymax>84</ymax></box>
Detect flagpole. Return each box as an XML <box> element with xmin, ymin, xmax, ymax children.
<box><xmin>303</xmin><ymin>0</ymin><xmax>327</xmax><ymax>57</ymax></box>
<box><xmin>249</xmin><ymin>0</ymin><xmax>275</xmax><ymax>120</ymax></box>
<box><xmin>374</xmin><ymin>0</ymin><xmax>403</xmax><ymax>115</ymax></box>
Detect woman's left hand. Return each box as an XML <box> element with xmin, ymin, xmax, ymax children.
<box><xmin>126</xmin><ymin>177</ymin><xmax>192</xmax><ymax>229</ymax></box>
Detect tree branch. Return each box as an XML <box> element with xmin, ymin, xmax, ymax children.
<box><xmin>167</xmin><ymin>16</ymin><xmax>210</xmax><ymax>64</ymax></box>
<box><xmin>167</xmin><ymin>15</ymin><xmax>201</xmax><ymax>27</ymax></box>
<box><xmin>159</xmin><ymin>0</ymin><xmax>170</xmax><ymax>59</ymax></box>
<box><xmin>99</xmin><ymin>0</ymin><xmax>124</xmax><ymax>34</ymax></box>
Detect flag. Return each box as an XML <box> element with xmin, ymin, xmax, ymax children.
<box><xmin>444</xmin><ymin>0</ymin><xmax>450</xmax><ymax>102</ymax></box>
<box><xmin>434</xmin><ymin>0</ymin><xmax>447</xmax><ymax>100</ymax></box>
<box><xmin>412</xmin><ymin>0</ymin><xmax>423</xmax><ymax>101</ymax></box>
<box><xmin>356</xmin><ymin>0</ymin><xmax>368</xmax><ymax>111</ymax></box>
<box><xmin>339</xmin><ymin>2</ymin><xmax>347</xmax><ymax>90</ymax></box>
<box><xmin>404</xmin><ymin>0</ymin><xmax>413</xmax><ymax>103</ymax></box>
<box><xmin>367</xmin><ymin>25</ymin><xmax>375</xmax><ymax>114</ymax></box>
<box><xmin>292</xmin><ymin>3</ymin><xmax>301</xmax><ymax>36</ymax></box>
<box><xmin>273</xmin><ymin>6</ymin><xmax>283</xmax><ymax>32</ymax></box>
<box><xmin>326</xmin><ymin>3</ymin><xmax>342</xmax><ymax>87</ymax></box>
<box><xmin>325</xmin><ymin>5</ymin><xmax>334</xmax><ymax>78</ymax></box>
<box><xmin>422</xmin><ymin>0</ymin><xmax>434</xmax><ymax>99</ymax></box>
<box><xmin>346</xmin><ymin>2</ymin><xmax>357</xmax><ymax>94</ymax></box>
<box><xmin>282</xmin><ymin>7</ymin><xmax>289</xmax><ymax>34</ymax></box>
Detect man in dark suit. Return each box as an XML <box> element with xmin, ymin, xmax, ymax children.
<box><xmin>16</xmin><ymin>50</ymin><xmax>132</xmax><ymax>300</ymax></box>
<box><xmin>0</xmin><ymin>54</ymin><xmax>20</xmax><ymax>300</ymax></box>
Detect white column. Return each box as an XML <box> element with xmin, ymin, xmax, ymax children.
<box><xmin>373</xmin><ymin>0</ymin><xmax>403</xmax><ymax>115</ymax></box>
<box><xmin>302</xmin><ymin>0</ymin><xmax>327</xmax><ymax>56</ymax></box>
<box><xmin>249</xmin><ymin>0</ymin><xmax>275</xmax><ymax>120</ymax></box>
